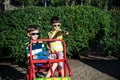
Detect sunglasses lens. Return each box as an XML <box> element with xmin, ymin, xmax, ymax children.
<box><xmin>31</xmin><ymin>33</ymin><xmax>39</xmax><ymax>35</ymax></box>
<box><xmin>53</xmin><ymin>25</ymin><xmax>56</xmax><ymax>27</ymax></box>
<box><xmin>53</xmin><ymin>25</ymin><xmax>60</xmax><ymax>27</ymax></box>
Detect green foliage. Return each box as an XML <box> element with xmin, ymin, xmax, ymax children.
<box><xmin>50</xmin><ymin>0</ymin><xmax>72</xmax><ymax>6</ymax></box>
<box><xmin>50</xmin><ymin>0</ymin><xmax>65</xmax><ymax>6</ymax></box>
<box><xmin>104</xmin><ymin>11</ymin><xmax>120</xmax><ymax>57</ymax></box>
<box><xmin>19</xmin><ymin>0</ymin><xmax>40</xmax><ymax>6</ymax></box>
<box><xmin>0</xmin><ymin>5</ymin><xmax>112</xmax><ymax>62</ymax></box>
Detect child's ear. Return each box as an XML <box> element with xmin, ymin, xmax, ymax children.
<box><xmin>27</xmin><ymin>33</ymin><xmax>30</xmax><ymax>37</ymax></box>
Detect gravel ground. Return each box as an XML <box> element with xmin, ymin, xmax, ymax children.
<box><xmin>0</xmin><ymin>57</ymin><xmax>120</xmax><ymax>80</ymax></box>
<box><xmin>69</xmin><ymin>59</ymin><xmax>120</xmax><ymax>80</ymax></box>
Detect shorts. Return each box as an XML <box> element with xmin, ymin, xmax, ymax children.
<box><xmin>49</xmin><ymin>51</ymin><xmax>64</xmax><ymax>68</ymax></box>
<box><xmin>35</xmin><ymin>52</ymin><xmax>49</xmax><ymax>66</ymax></box>
<box><xmin>58</xmin><ymin>51</ymin><xmax>64</xmax><ymax>68</ymax></box>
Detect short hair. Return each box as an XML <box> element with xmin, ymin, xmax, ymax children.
<box><xmin>50</xmin><ymin>16</ymin><xmax>61</xmax><ymax>24</ymax></box>
<box><xmin>27</xmin><ymin>25</ymin><xmax>39</xmax><ymax>33</ymax></box>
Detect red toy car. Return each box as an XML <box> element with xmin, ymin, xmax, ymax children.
<box><xmin>25</xmin><ymin>39</ymin><xmax>72</xmax><ymax>80</ymax></box>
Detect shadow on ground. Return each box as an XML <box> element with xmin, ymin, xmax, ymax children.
<box><xmin>0</xmin><ymin>64</ymin><xmax>25</xmax><ymax>80</ymax></box>
<box><xmin>0</xmin><ymin>56</ymin><xmax>120</xmax><ymax>80</ymax></box>
<box><xmin>80</xmin><ymin>57</ymin><xmax>120</xmax><ymax>80</ymax></box>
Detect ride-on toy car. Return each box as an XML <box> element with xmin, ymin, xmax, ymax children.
<box><xmin>25</xmin><ymin>39</ymin><xmax>72</xmax><ymax>80</ymax></box>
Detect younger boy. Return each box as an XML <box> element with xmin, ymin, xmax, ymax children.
<box><xmin>25</xmin><ymin>25</ymin><xmax>49</xmax><ymax>66</ymax></box>
<box><xmin>25</xmin><ymin>25</ymin><xmax>58</xmax><ymax>78</ymax></box>
<box><xmin>47</xmin><ymin>16</ymin><xmax>69</xmax><ymax>77</ymax></box>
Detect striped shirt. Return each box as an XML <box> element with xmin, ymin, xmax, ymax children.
<box><xmin>48</xmin><ymin>29</ymin><xmax>63</xmax><ymax>52</ymax></box>
<box><xmin>25</xmin><ymin>41</ymin><xmax>46</xmax><ymax>56</ymax></box>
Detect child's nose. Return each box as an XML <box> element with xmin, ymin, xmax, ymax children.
<box><xmin>35</xmin><ymin>34</ymin><xmax>39</xmax><ymax>37</ymax></box>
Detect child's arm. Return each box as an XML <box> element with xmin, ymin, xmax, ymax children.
<box><xmin>46</xmin><ymin>40</ymin><xmax>52</xmax><ymax>53</ymax></box>
<box><xmin>62</xmin><ymin>30</ymin><xmax>69</xmax><ymax>35</ymax></box>
<box><xmin>51</xmin><ymin>30</ymin><xmax>68</xmax><ymax>39</ymax></box>
<box><xmin>27</xmin><ymin>51</ymin><xmax>38</xmax><ymax>57</ymax></box>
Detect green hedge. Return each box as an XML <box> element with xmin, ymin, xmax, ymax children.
<box><xmin>0</xmin><ymin>5</ymin><xmax>111</xmax><ymax>62</ymax></box>
<box><xmin>104</xmin><ymin>11</ymin><xmax>120</xmax><ymax>57</ymax></box>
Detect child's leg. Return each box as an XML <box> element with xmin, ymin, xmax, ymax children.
<box><xmin>34</xmin><ymin>55</ymin><xmax>49</xmax><ymax>60</ymax></box>
<box><xmin>46</xmin><ymin>63</ymin><xmax>58</xmax><ymax>78</ymax></box>
<box><xmin>35</xmin><ymin>55</ymin><xmax>49</xmax><ymax>66</ymax></box>
<box><xmin>58</xmin><ymin>51</ymin><xmax>64</xmax><ymax>77</ymax></box>
<box><xmin>61</xmin><ymin>68</ymin><xmax>64</xmax><ymax>77</ymax></box>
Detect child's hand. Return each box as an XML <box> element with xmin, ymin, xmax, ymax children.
<box><xmin>47</xmin><ymin>49</ymin><xmax>52</xmax><ymax>54</ymax></box>
<box><xmin>33</xmin><ymin>55</ymin><xmax>37</xmax><ymax>59</ymax></box>
<box><xmin>65</xmin><ymin>31</ymin><xmax>69</xmax><ymax>35</ymax></box>
<box><xmin>62</xmin><ymin>30</ymin><xmax>69</xmax><ymax>35</ymax></box>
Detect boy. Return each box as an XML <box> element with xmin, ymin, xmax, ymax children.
<box><xmin>25</xmin><ymin>25</ymin><xmax>49</xmax><ymax>66</ymax></box>
<box><xmin>47</xmin><ymin>16</ymin><xmax>69</xmax><ymax>77</ymax></box>
<box><xmin>25</xmin><ymin>25</ymin><xmax>58</xmax><ymax>78</ymax></box>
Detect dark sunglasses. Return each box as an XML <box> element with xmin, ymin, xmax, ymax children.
<box><xmin>53</xmin><ymin>24</ymin><xmax>61</xmax><ymax>27</ymax></box>
<box><xmin>31</xmin><ymin>33</ymin><xmax>39</xmax><ymax>35</ymax></box>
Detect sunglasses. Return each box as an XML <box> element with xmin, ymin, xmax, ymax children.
<box><xmin>30</xmin><ymin>33</ymin><xmax>39</xmax><ymax>35</ymax></box>
<box><xmin>53</xmin><ymin>24</ymin><xmax>61</xmax><ymax>27</ymax></box>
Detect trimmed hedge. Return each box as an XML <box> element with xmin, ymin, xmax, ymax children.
<box><xmin>0</xmin><ymin>5</ymin><xmax>111</xmax><ymax>62</ymax></box>
<box><xmin>104</xmin><ymin>11</ymin><xmax>120</xmax><ymax>57</ymax></box>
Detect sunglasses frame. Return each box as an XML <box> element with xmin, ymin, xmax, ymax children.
<box><xmin>53</xmin><ymin>24</ymin><xmax>61</xmax><ymax>27</ymax></box>
<box><xmin>30</xmin><ymin>33</ymin><xmax>39</xmax><ymax>35</ymax></box>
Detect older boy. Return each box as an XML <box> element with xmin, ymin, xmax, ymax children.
<box><xmin>47</xmin><ymin>16</ymin><xmax>69</xmax><ymax>77</ymax></box>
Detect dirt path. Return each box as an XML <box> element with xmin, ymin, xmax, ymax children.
<box><xmin>69</xmin><ymin>59</ymin><xmax>120</xmax><ymax>80</ymax></box>
<box><xmin>0</xmin><ymin>58</ymin><xmax>120</xmax><ymax>80</ymax></box>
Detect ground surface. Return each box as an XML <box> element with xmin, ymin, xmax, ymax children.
<box><xmin>0</xmin><ymin>56</ymin><xmax>120</xmax><ymax>80</ymax></box>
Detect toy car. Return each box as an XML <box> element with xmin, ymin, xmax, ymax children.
<box><xmin>25</xmin><ymin>39</ymin><xmax>72</xmax><ymax>80</ymax></box>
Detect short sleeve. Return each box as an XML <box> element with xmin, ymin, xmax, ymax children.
<box><xmin>42</xmin><ymin>43</ymin><xmax>47</xmax><ymax>51</ymax></box>
<box><xmin>25</xmin><ymin>45</ymin><xmax>30</xmax><ymax>54</ymax></box>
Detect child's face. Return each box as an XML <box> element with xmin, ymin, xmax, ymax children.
<box><xmin>29</xmin><ymin>30</ymin><xmax>39</xmax><ymax>40</ymax></box>
<box><xmin>52</xmin><ymin>23</ymin><xmax>61</xmax><ymax>30</ymax></box>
